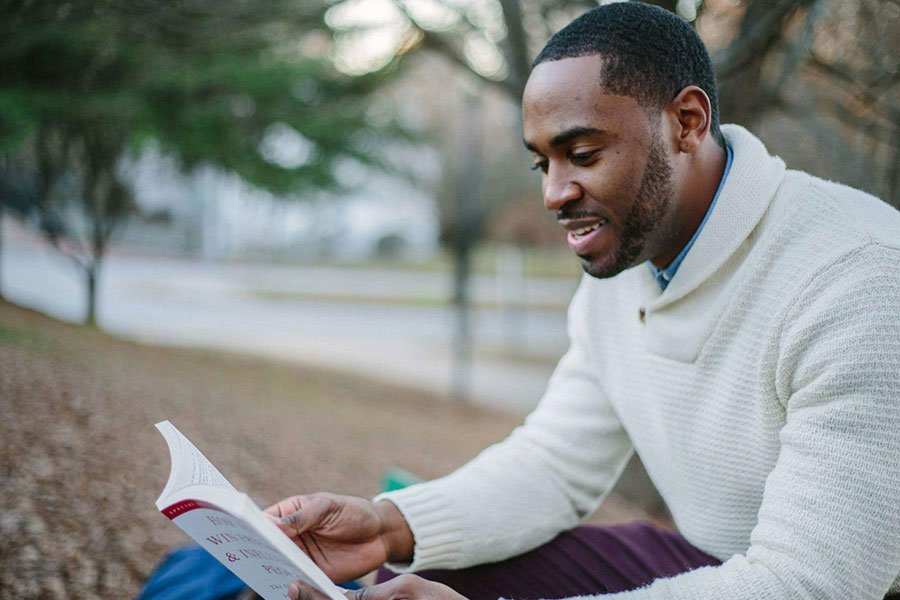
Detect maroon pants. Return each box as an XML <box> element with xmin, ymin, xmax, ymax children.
<box><xmin>377</xmin><ymin>521</ymin><xmax>720</xmax><ymax>599</ymax></box>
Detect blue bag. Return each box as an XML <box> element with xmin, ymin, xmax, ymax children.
<box><xmin>136</xmin><ymin>544</ymin><xmax>361</xmax><ymax>599</ymax></box>
<box><xmin>135</xmin><ymin>545</ymin><xmax>247</xmax><ymax>600</ymax></box>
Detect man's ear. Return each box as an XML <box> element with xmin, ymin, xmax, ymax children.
<box><xmin>667</xmin><ymin>86</ymin><xmax>712</xmax><ymax>154</ymax></box>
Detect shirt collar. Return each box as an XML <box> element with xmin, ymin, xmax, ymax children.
<box><xmin>648</xmin><ymin>144</ymin><xmax>733</xmax><ymax>290</ymax></box>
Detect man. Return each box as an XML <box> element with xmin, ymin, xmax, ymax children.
<box><xmin>268</xmin><ymin>3</ymin><xmax>900</xmax><ymax>599</ymax></box>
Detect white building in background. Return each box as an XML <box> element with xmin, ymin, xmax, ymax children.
<box><xmin>123</xmin><ymin>139</ymin><xmax>441</xmax><ymax>262</ymax></box>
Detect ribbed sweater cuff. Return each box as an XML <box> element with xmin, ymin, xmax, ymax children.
<box><xmin>373</xmin><ymin>483</ymin><xmax>466</xmax><ymax>573</ymax></box>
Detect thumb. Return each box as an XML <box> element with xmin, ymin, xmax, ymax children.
<box><xmin>340</xmin><ymin>576</ymin><xmax>415</xmax><ymax>600</ymax></box>
<box><xmin>265</xmin><ymin>496</ymin><xmax>314</xmax><ymax>537</ymax></box>
<box><xmin>288</xmin><ymin>581</ymin><xmax>359</xmax><ymax>600</ymax></box>
<box><xmin>267</xmin><ymin>494</ymin><xmax>339</xmax><ymax>538</ymax></box>
<box><xmin>344</xmin><ymin>574</ymin><xmax>465</xmax><ymax>600</ymax></box>
<box><xmin>274</xmin><ymin>508</ymin><xmax>308</xmax><ymax>537</ymax></box>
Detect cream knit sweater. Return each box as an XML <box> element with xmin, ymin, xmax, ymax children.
<box><xmin>379</xmin><ymin>126</ymin><xmax>900</xmax><ymax>599</ymax></box>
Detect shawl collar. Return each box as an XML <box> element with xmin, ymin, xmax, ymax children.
<box><xmin>652</xmin><ymin>125</ymin><xmax>785</xmax><ymax>308</ymax></box>
<box><xmin>633</xmin><ymin>125</ymin><xmax>787</xmax><ymax>362</ymax></box>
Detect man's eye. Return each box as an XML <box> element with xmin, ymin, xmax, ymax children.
<box><xmin>530</xmin><ymin>162</ymin><xmax>548</xmax><ymax>174</ymax></box>
<box><xmin>570</xmin><ymin>151</ymin><xmax>595</xmax><ymax>164</ymax></box>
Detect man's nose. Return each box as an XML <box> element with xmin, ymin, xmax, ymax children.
<box><xmin>542</xmin><ymin>167</ymin><xmax>582</xmax><ymax>211</ymax></box>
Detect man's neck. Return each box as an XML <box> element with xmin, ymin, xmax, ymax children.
<box><xmin>650</xmin><ymin>141</ymin><xmax>728</xmax><ymax>269</ymax></box>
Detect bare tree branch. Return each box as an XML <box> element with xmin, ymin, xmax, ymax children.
<box><xmin>416</xmin><ymin>28</ymin><xmax>521</xmax><ymax>98</ymax></box>
<box><xmin>389</xmin><ymin>0</ymin><xmax>522</xmax><ymax>98</ymax></box>
<box><xmin>763</xmin><ymin>0</ymin><xmax>832</xmax><ymax>105</ymax></box>
<box><xmin>714</xmin><ymin>0</ymin><xmax>815</xmax><ymax>80</ymax></box>
<box><xmin>497</xmin><ymin>0</ymin><xmax>531</xmax><ymax>97</ymax></box>
<box><xmin>806</xmin><ymin>54</ymin><xmax>900</xmax><ymax>127</ymax></box>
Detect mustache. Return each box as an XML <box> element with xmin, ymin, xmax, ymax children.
<box><xmin>556</xmin><ymin>209</ymin><xmax>605</xmax><ymax>222</ymax></box>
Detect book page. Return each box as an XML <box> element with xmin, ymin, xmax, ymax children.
<box><xmin>163</xmin><ymin>492</ymin><xmax>344</xmax><ymax>600</ymax></box>
<box><xmin>156</xmin><ymin>420</ymin><xmax>236</xmax><ymax>503</ymax></box>
<box><xmin>154</xmin><ymin>422</ymin><xmax>347</xmax><ymax>600</ymax></box>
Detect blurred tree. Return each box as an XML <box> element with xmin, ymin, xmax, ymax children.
<box><xmin>704</xmin><ymin>0</ymin><xmax>899</xmax><ymax>207</ymax></box>
<box><xmin>0</xmin><ymin>0</ymin><xmax>406</xmax><ymax>325</ymax></box>
<box><xmin>355</xmin><ymin>0</ymin><xmax>897</xmax><ymax>207</ymax></box>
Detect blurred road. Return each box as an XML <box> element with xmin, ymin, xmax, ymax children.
<box><xmin>1</xmin><ymin>221</ymin><xmax>579</xmax><ymax>415</ymax></box>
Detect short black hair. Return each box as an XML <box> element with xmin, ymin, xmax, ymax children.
<box><xmin>534</xmin><ymin>2</ymin><xmax>725</xmax><ymax>147</ymax></box>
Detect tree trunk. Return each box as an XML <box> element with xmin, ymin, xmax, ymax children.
<box><xmin>497</xmin><ymin>0</ymin><xmax>531</xmax><ymax>97</ymax></box>
<box><xmin>0</xmin><ymin>152</ymin><xmax>6</xmax><ymax>303</ymax></box>
<box><xmin>85</xmin><ymin>262</ymin><xmax>98</xmax><ymax>326</ymax></box>
<box><xmin>0</xmin><ymin>205</ymin><xmax>4</xmax><ymax>302</ymax></box>
<box><xmin>84</xmin><ymin>212</ymin><xmax>112</xmax><ymax>328</ymax></box>
<box><xmin>889</xmin><ymin>134</ymin><xmax>900</xmax><ymax>210</ymax></box>
<box><xmin>451</xmin><ymin>241</ymin><xmax>473</xmax><ymax>402</ymax></box>
<box><xmin>450</xmin><ymin>86</ymin><xmax>484</xmax><ymax>403</ymax></box>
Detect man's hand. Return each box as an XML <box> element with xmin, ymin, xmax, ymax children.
<box><xmin>288</xmin><ymin>575</ymin><xmax>467</xmax><ymax>600</ymax></box>
<box><xmin>265</xmin><ymin>493</ymin><xmax>414</xmax><ymax>582</ymax></box>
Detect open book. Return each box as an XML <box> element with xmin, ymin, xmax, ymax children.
<box><xmin>155</xmin><ymin>420</ymin><xmax>346</xmax><ymax>600</ymax></box>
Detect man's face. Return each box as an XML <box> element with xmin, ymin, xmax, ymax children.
<box><xmin>523</xmin><ymin>54</ymin><xmax>678</xmax><ymax>278</ymax></box>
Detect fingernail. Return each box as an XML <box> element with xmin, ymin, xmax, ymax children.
<box><xmin>289</xmin><ymin>581</ymin><xmax>301</xmax><ymax>599</ymax></box>
<box><xmin>279</xmin><ymin>509</ymin><xmax>301</xmax><ymax>525</ymax></box>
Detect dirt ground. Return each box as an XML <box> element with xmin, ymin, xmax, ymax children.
<box><xmin>0</xmin><ymin>301</ymin><xmax>653</xmax><ymax>599</ymax></box>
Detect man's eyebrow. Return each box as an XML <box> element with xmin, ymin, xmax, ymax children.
<box><xmin>523</xmin><ymin>126</ymin><xmax>606</xmax><ymax>153</ymax></box>
<box><xmin>550</xmin><ymin>126</ymin><xmax>605</xmax><ymax>148</ymax></box>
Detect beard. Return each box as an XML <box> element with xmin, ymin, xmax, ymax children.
<box><xmin>580</xmin><ymin>130</ymin><xmax>675</xmax><ymax>279</ymax></box>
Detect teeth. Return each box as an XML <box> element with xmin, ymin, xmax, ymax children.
<box><xmin>573</xmin><ymin>221</ymin><xmax>606</xmax><ymax>236</ymax></box>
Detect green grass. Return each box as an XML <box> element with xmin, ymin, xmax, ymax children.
<box><xmin>0</xmin><ymin>321</ymin><xmax>25</xmax><ymax>345</ymax></box>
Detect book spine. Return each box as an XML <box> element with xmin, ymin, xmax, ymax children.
<box><xmin>161</xmin><ymin>499</ymin><xmax>219</xmax><ymax>519</ymax></box>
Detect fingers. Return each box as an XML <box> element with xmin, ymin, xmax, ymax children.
<box><xmin>267</xmin><ymin>493</ymin><xmax>366</xmax><ymax>540</ymax></box>
<box><xmin>375</xmin><ymin>575</ymin><xmax>467</xmax><ymax>600</ymax></box>
<box><xmin>265</xmin><ymin>496</ymin><xmax>304</xmax><ymax>520</ymax></box>
<box><xmin>266</xmin><ymin>495</ymin><xmax>339</xmax><ymax>538</ymax></box>
<box><xmin>288</xmin><ymin>581</ymin><xmax>363</xmax><ymax>600</ymax></box>
<box><xmin>289</xmin><ymin>575</ymin><xmax>467</xmax><ymax>600</ymax></box>
<box><xmin>264</xmin><ymin>496</ymin><xmax>307</xmax><ymax>536</ymax></box>
<box><xmin>288</xmin><ymin>580</ymin><xmax>337</xmax><ymax>600</ymax></box>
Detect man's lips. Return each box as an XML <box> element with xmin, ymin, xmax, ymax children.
<box><xmin>558</xmin><ymin>216</ymin><xmax>609</xmax><ymax>254</ymax></box>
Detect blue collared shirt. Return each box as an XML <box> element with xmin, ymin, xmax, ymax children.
<box><xmin>648</xmin><ymin>144</ymin><xmax>733</xmax><ymax>290</ymax></box>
